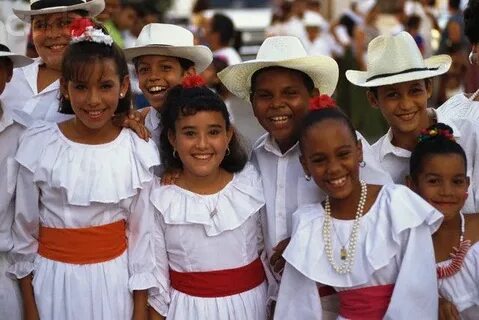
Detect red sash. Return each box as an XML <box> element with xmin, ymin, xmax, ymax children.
<box><xmin>338</xmin><ymin>284</ymin><xmax>394</xmax><ymax>319</ymax></box>
<box><xmin>170</xmin><ymin>257</ymin><xmax>266</xmax><ymax>298</ymax></box>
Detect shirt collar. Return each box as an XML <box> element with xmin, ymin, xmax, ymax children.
<box><xmin>146</xmin><ymin>107</ymin><xmax>161</xmax><ymax>131</ymax></box>
<box><xmin>24</xmin><ymin>58</ymin><xmax>60</xmax><ymax>94</ymax></box>
<box><xmin>256</xmin><ymin>133</ymin><xmax>299</xmax><ymax>158</ymax></box>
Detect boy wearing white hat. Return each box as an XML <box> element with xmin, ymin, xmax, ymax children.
<box><xmin>0</xmin><ymin>44</ymin><xmax>33</xmax><ymax>320</ymax></box>
<box><xmin>347</xmin><ymin>31</ymin><xmax>479</xmax><ymax>213</ymax></box>
<box><xmin>218</xmin><ymin>36</ymin><xmax>392</xmax><ymax>315</ymax></box>
<box><xmin>124</xmin><ymin>23</ymin><xmax>213</xmax><ymax>145</ymax></box>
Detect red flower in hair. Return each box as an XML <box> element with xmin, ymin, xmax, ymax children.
<box><xmin>70</xmin><ymin>18</ymin><xmax>95</xmax><ymax>38</ymax></box>
<box><xmin>309</xmin><ymin>95</ymin><xmax>336</xmax><ymax>111</ymax></box>
<box><xmin>182</xmin><ymin>75</ymin><xmax>206</xmax><ymax>88</ymax></box>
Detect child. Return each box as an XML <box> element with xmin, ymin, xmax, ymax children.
<box><xmin>218</xmin><ymin>36</ymin><xmax>392</xmax><ymax>303</ymax></box>
<box><xmin>142</xmin><ymin>76</ymin><xmax>269</xmax><ymax>319</ymax></box>
<box><xmin>1</xmin><ymin>0</ymin><xmax>105</xmax><ymax>122</ymax></box>
<box><xmin>346</xmin><ymin>31</ymin><xmax>479</xmax><ymax>214</ymax></box>
<box><xmin>0</xmin><ymin>44</ymin><xmax>33</xmax><ymax>320</ymax></box>
<box><xmin>407</xmin><ymin>123</ymin><xmax>479</xmax><ymax>319</ymax></box>
<box><xmin>7</xmin><ymin>20</ymin><xmax>159</xmax><ymax>319</ymax></box>
<box><xmin>274</xmin><ymin>105</ymin><xmax>443</xmax><ymax>319</ymax></box>
<box><xmin>124</xmin><ymin>23</ymin><xmax>213</xmax><ymax>144</ymax></box>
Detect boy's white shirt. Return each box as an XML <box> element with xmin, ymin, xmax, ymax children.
<box><xmin>372</xmin><ymin>110</ymin><xmax>479</xmax><ymax>213</ymax></box>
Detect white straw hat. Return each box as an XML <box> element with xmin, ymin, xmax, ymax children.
<box><xmin>0</xmin><ymin>48</ymin><xmax>33</xmax><ymax>68</ymax></box>
<box><xmin>14</xmin><ymin>0</ymin><xmax>105</xmax><ymax>22</ymax></box>
<box><xmin>218</xmin><ymin>36</ymin><xmax>339</xmax><ymax>101</ymax></box>
<box><xmin>123</xmin><ymin>24</ymin><xmax>213</xmax><ymax>73</ymax></box>
<box><xmin>346</xmin><ymin>31</ymin><xmax>451</xmax><ymax>87</ymax></box>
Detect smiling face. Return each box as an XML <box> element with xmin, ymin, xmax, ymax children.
<box><xmin>32</xmin><ymin>12</ymin><xmax>84</xmax><ymax>71</ymax></box>
<box><xmin>409</xmin><ymin>153</ymin><xmax>469</xmax><ymax>220</ymax></box>
<box><xmin>168</xmin><ymin>110</ymin><xmax>233</xmax><ymax>179</ymax></box>
<box><xmin>250</xmin><ymin>68</ymin><xmax>315</xmax><ymax>152</ymax></box>
<box><xmin>300</xmin><ymin>119</ymin><xmax>363</xmax><ymax>200</ymax></box>
<box><xmin>62</xmin><ymin>59</ymin><xmax>129</xmax><ymax>130</ymax></box>
<box><xmin>136</xmin><ymin>55</ymin><xmax>194</xmax><ymax>110</ymax></box>
<box><xmin>368</xmin><ymin>79</ymin><xmax>432</xmax><ymax>136</ymax></box>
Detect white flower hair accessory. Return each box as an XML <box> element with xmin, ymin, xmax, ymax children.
<box><xmin>70</xmin><ymin>18</ymin><xmax>113</xmax><ymax>46</ymax></box>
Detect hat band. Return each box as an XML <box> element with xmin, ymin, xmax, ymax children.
<box><xmin>366</xmin><ymin>67</ymin><xmax>439</xmax><ymax>82</ymax></box>
<box><xmin>31</xmin><ymin>0</ymin><xmax>84</xmax><ymax>10</ymax></box>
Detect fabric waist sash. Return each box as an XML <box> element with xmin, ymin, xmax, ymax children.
<box><xmin>170</xmin><ymin>257</ymin><xmax>266</xmax><ymax>298</ymax></box>
<box><xmin>38</xmin><ymin>220</ymin><xmax>127</xmax><ymax>264</ymax></box>
<box><xmin>338</xmin><ymin>284</ymin><xmax>394</xmax><ymax>319</ymax></box>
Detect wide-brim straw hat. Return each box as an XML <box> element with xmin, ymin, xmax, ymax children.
<box><xmin>218</xmin><ymin>36</ymin><xmax>339</xmax><ymax>101</ymax></box>
<box><xmin>123</xmin><ymin>24</ymin><xmax>213</xmax><ymax>73</ymax></box>
<box><xmin>0</xmin><ymin>50</ymin><xmax>33</xmax><ymax>68</ymax></box>
<box><xmin>346</xmin><ymin>31</ymin><xmax>451</xmax><ymax>87</ymax></box>
<box><xmin>14</xmin><ymin>0</ymin><xmax>105</xmax><ymax>22</ymax></box>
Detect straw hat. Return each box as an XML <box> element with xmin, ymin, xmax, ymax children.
<box><xmin>346</xmin><ymin>31</ymin><xmax>451</xmax><ymax>87</ymax></box>
<box><xmin>123</xmin><ymin>24</ymin><xmax>213</xmax><ymax>73</ymax></box>
<box><xmin>14</xmin><ymin>0</ymin><xmax>105</xmax><ymax>22</ymax></box>
<box><xmin>0</xmin><ymin>47</ymin><xmax>33</xmax><ymax>68</ymax></box>
<box><xmin>218</xmin><ymin>36</ymin><xmax>339</xmax><ymax>101</ymax></box>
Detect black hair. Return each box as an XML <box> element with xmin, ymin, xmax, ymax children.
<box><xmin>464</xmin><ymin>0</ymin><xmax>479</xmax><ymax>44</ymax></box>
<box><xmin>250</xmin><ymin>66</ymin><xmax>315</xmax><ymax>96</ymax></box>
<box><xmin>132</xmin><ymin>56</ymin><xmax>194</xmax><ymax>72</ymax></box>
<box><xmin>299</xmin><ymin>107</ymin><xmax>358</xmax><ymax>151</ymax></box>
<box><xmin>409</xmin><ymin>123</ymin><xmax>467</xmax><ymax>180</ymax></box>
<box><xmin>211</xmin><ymin>13</ymin><xmax>235</xmax><ymax>46</ymax></box>
<box><xmin>406</xmin><ymin>15</ymin><xmax>421</xmax><ymax>30</ymax></box>
<box><xmin>449</xmin><ymin>0</ymin><xmax>461</xmax><ymax>10</ymax></box>
<box><xmin>159</xmin><ymin>84</ymin><xmax>248</xmax><ymax>173</ymax></box>
<box><xmin>0</xmin><ymin>44</ymin><xmax>13</xmax><ymax>71</ymax></box>
<box><xmin>59</xmin><ymin>25</ymin><xmax>131</xmax><ymax>114</ymax></box>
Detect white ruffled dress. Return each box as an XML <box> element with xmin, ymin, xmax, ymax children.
<box><xmin>8</xmin><ymin>121</ymin><xmax>160</xmax><ymax>320</ymax></box>
<box><xmin>437</xmin><ymin>93</ymin><xmax>479</xmax><ymax>121</ymax></box>
<box><xmin>437</xmin><ymin>242</ymin><xmax>479</xmax><ymax>320</ymax></box>
<box><xmin>144</xmin><ymin>164</ymin><xmax>269</xmax><ymax>319</ymax></box>
<box><xmin>274</xmin><ymin>184</ymin><xmax>443</xmax><ymax>320</ymax></box>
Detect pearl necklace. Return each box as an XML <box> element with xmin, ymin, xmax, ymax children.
<box><xmin>323</xmin><ymin>180</ymin><xmax>367</xmax><ymax>274</ymax></box>
<box><xmin>436</xmin><ymin>212</ymin><xmax>471</xmax><ymax>279</ymax></box>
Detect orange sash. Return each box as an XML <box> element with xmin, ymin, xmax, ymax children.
<box><xmin>38</xmin><ymin>220</ymin><xmax>127</xmax><ymax>264</ymax></box>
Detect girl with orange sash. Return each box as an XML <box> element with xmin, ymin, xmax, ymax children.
<box><xmin>407</xmin><ymin>124</ymin><xmax>479</xmax><ymax>319</ymax></box>
<box><xmin>7</xmin><ymin>20</ymin><xmax>159</xmax><ymax>320</ymax></box>
<box><xmin>274</xmin><ymin>103</ymin><xmax>443</xmax><ymax>319</ymax></box>
<box><xmin>142</xmin><ymin>76</ymin><xmax>270</xmax><ymax>319</ymax></box>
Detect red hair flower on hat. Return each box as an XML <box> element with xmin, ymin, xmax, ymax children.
<box><xmin>70</xmin><ymin>18</ymin><xmax>95</xmax><ymax>38</ymax></box>
<box><xmin>182</xmin><ymin>75</ymin><xmax>206</xmax><ymax>88</ymax></box>
<box><xmin>309</xmin><ymin>95</ymin><xmax>336</xmax><ymax>111</ymax></box>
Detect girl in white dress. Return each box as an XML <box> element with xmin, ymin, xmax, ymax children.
<box><xmin>274</xmin><ymin>105</ymin><xmax>443</xmax><ymax>319</ymax></box>
<box><xmin>8</xmin><ymin>21</ymin><xmax>159</xmax><ymax>320</ymax></box>
<box><xmin>143</xmin><ymin>76</ymin><xmax>269</xmax><ymax>320</ymax></box>
<box><xmin>407</xmin><ymin>123</ymin><xmax>479</xmax><ymax>320</ymax></box>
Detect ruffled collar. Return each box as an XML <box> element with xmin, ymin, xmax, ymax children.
<box><xmin>150</xmin><ymin>163</ymin><xmax>265</xmax><ymax>236</ymax></box>
<box><xmin>15</xmin><ymin>121</ymin><xmax>160</xmax><ymax>205</ymax></box>
<box><xmin>283</xmin><ymin>184</ymin><xmax>442</xmax><ymax>287</ymax></box>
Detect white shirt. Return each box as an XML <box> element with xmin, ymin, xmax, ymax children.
<box><xmin>372</xmin><ymin>112</ymin><xmax>479</xmax><ymax>213</ymax></box>
<box><xmin>0</xmin><ymin>58</ymin><xmax>72</xmax><ymax>123</ymax></box>
<box><xmin>214</xmin><ymin>47</ymin><xmax>242</xmax><ymax>66</ymax></box>
<box><xmin>275</xmin><ymin>184</ymin><xmax>443</xmax><ymax>320</ymax></box>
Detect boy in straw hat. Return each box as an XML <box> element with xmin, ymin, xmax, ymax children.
<box><xmin>0</xmin><ymin>0</ymin><xmax>105</xmax><ymax>123</ymax></box>
<box><xmin>218</xmin><ymin>35</ymin><xmax>392</xmax><ymax>314</ymax></box>
<box><xmin>347</xmin><ymin>31</ymin><xmax>479</xmax><ymax>213</ymax></box>
<box><xmin>124</xmin><ymin>23</ymin><xmax>213</xmax><ymax>145</ymax></box>
<box><xmin>0</xmin><ymin>43</ymin><xmax>33</xmax><ymax>320</ymax></box>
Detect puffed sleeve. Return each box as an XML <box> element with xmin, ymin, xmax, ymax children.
<box><xmin>147</xmin><ymin>212</ymin><xmax>171</xmax><ymax>317</ymax></box>
<box><xmin>274</xmin><ymin>262</ymin><xmax>322</xmax><ymax>320</ymax></box>
<box><xmin>7</xmin><ymin>165</ymin><xmax>40</xmax><ymax>279</ymax></box>
<box><xmin>127</xmin><ymin>179</ymin><xmax>157</xmax><ymax>292</ymax></box>
<box><xmin>384</xmin><ymin>225</ymin><xmax>438</xmax><ymax>319</ymax></box>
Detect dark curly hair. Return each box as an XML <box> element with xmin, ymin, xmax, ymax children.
<box><xmin>409</xmin><ymin>123</ymin><xmax>467</xmax><ymax>181</ymax></box>
<box><xmin>464</xmin><ymin>0</ymin><xmax>479</xmax><ymax>44</ymax></box>
<box><xmin>59</xmin><ymin>25</ymin><xmax>131</xmax><ymax>114</ymax></box>
<box><xmin>159</xmin><ymin>85</ymin><xmax>248</xmax><ymax>173</ymax></box>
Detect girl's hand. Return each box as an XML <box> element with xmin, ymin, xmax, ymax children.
<box><xmin>19</xmin><ymin>274</ymin><xmax>40</xmax><ymax>320</ymax></box>
<box><xmin>148</xmin><ymin>306</ymin><xmax>166</xmax><ymax>320</ymax></box>
<box><xmin>439</xmin><ymin>298</ymin><xmax>459</xmax><ymax>320</ymax></box>
<box><xmin>160</xmin><ymin>169</ymin><xmax>181</xmax><ymax>186</ymax></box>
<box><xmin>132</xmin><ymin>290</ymin><xmax>148</xmax><ymax>320</ymax></box>
<box><xmin>270</xmin><ymin>238</ymin><xmax>290</xmax><ymax>274</ymax></box>
<box><xmin>112</xmin><ymin>109</ymin><xmax>151</xmax><ymax>141</ymax></box>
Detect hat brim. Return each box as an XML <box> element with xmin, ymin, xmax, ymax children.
<box><xmin>218</xmin><ymin>55</ymin><xmax>339</xmax><ymax>101</ymax></box>
<box><xmin>0</xmin><ymin>53</ymin><xmax>34</xmax><ymax>68</ymax></box>
<box><xmin>346</xmin><ymin>54</ymin><xmax>452</xmax><ymax>87</ymax></box>
<box><xmin>13</xmin><ymin>0</ymin><xmax>105</xmax><ymax>22</ymax></box>
<box><xmin>124</xmin><ymin>45</ymin><xmax>213</xmax><ymax>73</ymax></box>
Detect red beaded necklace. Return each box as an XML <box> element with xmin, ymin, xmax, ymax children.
<box><xmin>436</xmin><ymin>212</ymin><xmax>471</xmax><ymax>279</ymax></box>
